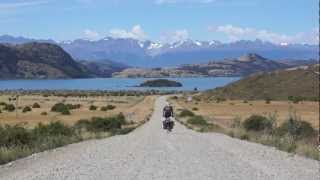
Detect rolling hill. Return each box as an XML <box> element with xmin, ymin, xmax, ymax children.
<box><xmin>0</xmin><ymin>43</ymin><xmax>90</xmax><ymax>79</ymax></box>
<box><xmin>113</xmin><ymin>54</ymin><xmax>291</xmax><ymax>77</ymax></box>
<box><xmin>200</xmin><ymin>64</ymin><xmax>320</xmax><ymax>100</ymax></box>
<box><xmin>79</xmin><ymin>60</ymin><xmax>129</xmax><ymax>78</ymax></box>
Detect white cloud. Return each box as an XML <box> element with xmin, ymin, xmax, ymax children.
<box><xmin>160</xmin><ymin>29</ymin><xmax>189</xmax><ymax>43</ymax></box>
<box><xmin>155</xmin><ymin>0</ymin><xmax>214</xmax><ymax>4</ymax></box>
<box><xmin>209</xmin><ymin>24</ymin><xmax>319</xmax><ymax>44</ymax></box>
<box><xmin>83</xmin><ymin>29</ymin><xmax>100</xmax><ymax>40</ymax></box>
<box><xmin>0</xmin><ymin>0</ymin><xmax>50</xmax><ymax>10</ymax></box>
<box><xmin>109</xmin><ymin>25</ymin><xmax>147</xmax><ymax>40</ymax></box>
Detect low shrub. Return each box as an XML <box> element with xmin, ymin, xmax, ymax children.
<box><xmin>288</xmin><ymin>96</ymin><xmax>303</xmax><ymax>104</ymax></box>
<box><xmin>187</xmin><ymin>115</ymin><xmax>208</xmax><ymax>126</ymax></box>
<box><xmin>32</xmin><ymin>103</ymin><xmax>41</xmax><ymax>108</ymax></box>
<box><xmin>276</xmin><ymin>118</ymin><xmax>315</xmax><ymax>139</ymax></box>
<box><xmin>240</xmin><ymin>134</ymin><xmax>250</xmax><ymax>140</ymax></box>
<box><xmin>0</xmin><ymin>102</ymin><xmax>7</xmax><ymax>106</ymax></box>
<box><xmin>89</xmin><ymin>105</ymin><xmax>97</xmax><ymax>111</ymax></box>
<box><xmin>192</xmin><ymin>107</ymin><xmax>198</xmax><ymax>111</ymax></box>
<box><xmin>61</xmin><ymin>108</ymin><xmax>71</xmax><ymax>115</ymax></box>
<box><xmin>51</xmin><ymin>103</ymin><xmax>67</xmax><ymax>112</ymax></box>
<box><xmin>40</xmin><ymin>112</ymin><xmax>48</xmax><ymax>116</ymax></box>
<box><xmin>243</xmin><ymin>115</ymin><xmax>273</xmax><ymax>132</ymax></box>
<box><xmin>106</xmin><ymin>105</ymin><xmax>116</xmax><ymax>110</ymax></box>
<box><xmin>75</xmin><ymin>114</ymin><xmax>127</xmax><ymax>133</ymax></box>
<box><xmin>0</xmin><ymin>125</ymin><xmax>32</xmax><ymax>147</ymax></box>
<box><xmin>100</xmin><ymin>106</ymin><xmax>108</xmax><ymax>111</ymax></box>
<box><xmin>101</xmin><ymin>105</ymin><xmax>116</xmax><ymax>111</ymax></box>
<box><xmin>4</xmin><ymin>104</ymin><xmax>15</xmax><ymax>112</ymax></box>
<box><xmin>33</xmin><ymin>122</ymin><xmax>74</xmax><ymax>137</ymax></box>
<box><xmin>66</xmin><ymin>104</ymin><xmax>81</xmax><ymax>110</ymax></box>
<box><xmin>179</xmin><ymin>109</ymin><xmax>195</xmax><ymax>117</ymax></box>
<box><xmin>22</xmin><ymin>106</ymin><xmax>32</xmax><ymax>113</ymax></box>
<box><xmin>265</xmin><ymin>97</ymin><xmax>272</xmax><ymax>104</ymax></box>
<box><xmin>51</xmin><ymin>103</ymin><xmax>71</xmax><ymax>115</ymax></box>
<box><xmin>0</xmin><ymin>114</ymin><xmax>133</xmax><ymax>165</ymax></box>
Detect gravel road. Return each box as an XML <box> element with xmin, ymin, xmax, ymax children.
<box><xmin>0</xmin><ymin>96</ymin><xmax>319</xmax><ymax>180</ymax></box>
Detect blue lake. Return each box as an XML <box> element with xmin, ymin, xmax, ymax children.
<box><xmin>0</xmin><ymin>77</ymin><xmax>240</xmax><ymax>91</ymax></box>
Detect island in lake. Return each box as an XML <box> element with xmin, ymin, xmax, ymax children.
<box><xmin>139</xmin><ymin>79</ymin><xmax>183</xmax><ymax>87</ymax></box>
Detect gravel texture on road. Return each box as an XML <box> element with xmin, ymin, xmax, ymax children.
<box><xmin>0</xmin><ymin>96</ymin><xmax>319</xmax><ymax>180</ymax></box>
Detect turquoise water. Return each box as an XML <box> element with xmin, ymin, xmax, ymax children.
<box><xmin>0</xmin><ymin>77</ymin><xmax>240</xmax><ymax>91</ymax></box>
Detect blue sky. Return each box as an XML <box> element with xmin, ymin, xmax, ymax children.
<box><xmin>0</xmin><ymin>0</ymin><xmax>318</xmax><ymax>44</ymax></box>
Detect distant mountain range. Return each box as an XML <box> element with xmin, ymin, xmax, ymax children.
<box><xmin>113</xmin><ymin>54</ymin><xmax>306</xmax><ymax>77</ymax></box>
<box><xmin>0</xmin><ymin>35</ymin><xmax>317</xmax><ymax>68</ymax></box>
<box><xmin>0</xmin><ymin>42</ymin><xmax>128</xmax><ymax>79</ymax></box>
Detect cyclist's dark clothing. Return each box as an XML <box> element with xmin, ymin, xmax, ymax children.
<box><xmin>163</xmin><ymin>105</ymin><xmax>173</xmax><ymax>118</ymax></box>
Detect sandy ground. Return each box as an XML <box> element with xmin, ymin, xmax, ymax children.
<box><xmin>172</xmin><ymin>98</ymin><xmax>319</xmax><ymax>128</ymax></box>
<box><xmin>0</xmin><ymin>95</ymin><xmax>156</xmax><ymax>127</ymax></box>
<box><xmin>0</xmin><ymin>96</ymin><xmax>318</xmax><ymax>180</ymax></box>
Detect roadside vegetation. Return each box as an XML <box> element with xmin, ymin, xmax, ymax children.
<box><xmin>0</xmin><ymin>113</ymin><xmax>142</xmax><ymax>165</ymax></box>
<box><xmin>0</xmin><ymin>93</ymin><xmax>156</xmax><ymax>165</ymax></box>
<box><xmin>176</xmin><ymin>106</ymin><xmax>319</xmax><ymax>160</ymax></box>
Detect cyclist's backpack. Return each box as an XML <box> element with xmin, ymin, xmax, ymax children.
<box><xmin>164</xmin><ymin>106</ymin><xmax>172</xmax><ymax>117</ymax></box>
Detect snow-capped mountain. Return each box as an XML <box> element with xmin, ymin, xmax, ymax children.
<box><xmin>0</xmin><ymin>35</ymin><xmax>317</xmax><ymax>67</ymax></box>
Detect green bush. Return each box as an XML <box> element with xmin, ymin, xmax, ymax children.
<box><xmin>32</xmin><ymin>103</ymin><xmax>41</xmax><ymax>108</ymax></box>
<box><xmin>106</xmin><ymin>105</ymin><xmax>116</xmax><ymax>110</ymax></box>
<box><xmin>179</xmin><ymin>109</ymin><xmax>195</xmax><ymax>117</ymax></box>
<box><xmin>22</xmin><ymin>106</ymin><xmax>32</xmax><ymax>113</ymax></box>
<box><xmin>192</xmin><ymin>107</ymin><xmax>198</xmax><ymax>111</ymax></box>
<box><xmin>276</xmin><ymin>118</ymin><xmax>315</xmax><ymax>139</ymax></box>
<box><xmin>0</xmin><ymin>114</ymin><xmax>132</xmax><ymax>165</ymax></box>
<box><xmin>88</xmin><ymin>117</ymin><xmax>124</xmax><ymax>132</ymax></box>
<box><xmin>0</xmin><ymin>102</ymin><xmax>7</xmax><ymax>106</ymax></box>
<box><xmin>40</xmin><ymin>112</ymin><xmax>48</xmax><ymax>116</ymax></box>
<box><xmin>61</xmin><ymin>108</ymin><xmax>70</xmax><ymax>115</ymax></box>
<box><xmin>66</xmin><ymin>104</ymin><xmax>81</xmax><ymax>110</ymax></box>
<box><xmin>89</xmin><ymin>105</ymin><xmax>97</xmax><ymax>111</ymax></box>
<box><xmin>265</xmin><ymin>97</ymin><xmax>272</xmax><ymax>104</ymax></box>
<box><xmin>100</xmin><ymin>105</ymin><xmax>116</xmax><ymax>111</ymax></box>
<box><xmin>0</xmin><ymin>125</ymin><xmax>32</xmax><ymax>147</ymax></box>
<box><xmin>187</xmin><ymin>116</ymin><xmax>208</xmax><ymax>126</ymax></box>
<box><xmin>74</xmin><ymin>119</ymin><xmax>91</xmax><ymax>129</ymax></box>
<box><xmin>243</xmin><ymin>115</ymin><xmax>272</xmax><ymax>131</ymax></box>
<box><xmin>4</xmin><ymin>104</ymin><xmax>15</xmax><ymax>112</ymax></box>
<box><xmin>51</xmin><ymin>103</ymin><xmax>67</xmax><ymax>112</ymax></box>
<box><xmin>51</xmin><ymin>103</ymin><xmax>71</xmax><ymax>115</ymax></box>
<box><xmin>100</xmin><ymin>106</ymin><xmax>108</xmax><ymax>111</ymax></box>
<box><xmin>33</xmin><ymin>122</ymin><xmax>74</xmax><ymax>137</ymax></box>
<box><xmin>75</xmin><ymin>114</ymin><xmax>127</xmax><ymax>133</ymax></box>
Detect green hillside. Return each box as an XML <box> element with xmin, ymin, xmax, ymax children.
<box><xmin>201</xmin><ymin>64</ymin><xmax>320</xmax><ymax>100</ymax></box>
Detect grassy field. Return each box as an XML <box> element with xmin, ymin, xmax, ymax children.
<box><xmin>170</xmin><ymin>95</ymin><xmax>319</xmax><ymax>160</ymax></box>
<box><xmin>171</xmin><ymin>97</ymin><xmax>319</xmax><ymax>129</ymax></box>
<box><xmin>0</xmin><ymin>94</ymin><xmax>156</xmax><ymax>127</ymax></box>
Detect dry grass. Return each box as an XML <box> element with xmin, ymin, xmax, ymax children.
<box><xmin>0</xmin><ymin>94</ymin><xmax>156</xmax><ymax>128</ymax></box>
<box><xmin>171</xmin><ymin>96</ymin><xmax>319</xmax><ymax>160</ymax></box>
<box><xmin>172</xmin><ymin>98</ymin><xmax>319</xmax><ymax>128</ymax></box>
